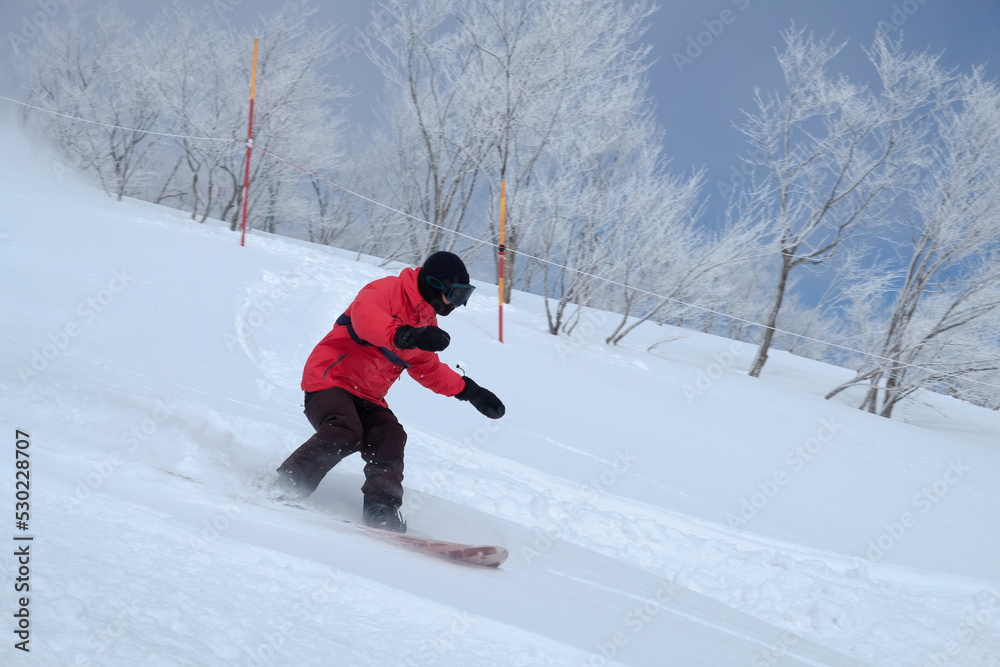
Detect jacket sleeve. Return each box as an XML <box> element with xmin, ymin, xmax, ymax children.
<box><xmin>405</xmin><ymin>352</ymin><xmax>467</xmax><ymax>397</ymax></box>
<box><xmin>348</xmin><ymin>282</ymin><xmax>400</xmax><ymax>348</ymax></box>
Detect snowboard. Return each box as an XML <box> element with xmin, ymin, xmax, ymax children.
<box><xmin>263</xmin><ymin>490</ymin><xmax>509</xmax><ymax>568</ymax></box>
<box><xmin>351</xmin><ymin>522</ymin><xmax>509</xmax><ymax>568</ymax></box>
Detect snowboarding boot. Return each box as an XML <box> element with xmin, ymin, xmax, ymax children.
<box><xmin>363</xmin><ymin>496</ymin><xmax>407</xmax><ymax>533</ymax></box>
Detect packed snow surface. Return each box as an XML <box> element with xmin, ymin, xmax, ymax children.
<box><xmin>2</xmin><ymin>127</ymin><xmax>1000</xmax><ymax>666</ymax></box>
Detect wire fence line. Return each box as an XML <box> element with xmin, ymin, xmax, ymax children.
<box><xmin>0</xmin><ymin>94</ymin><xmax>240</xmax><ymax>143</ymax></box>
<box><xmin>4</xmin><ymin>92</ymin><xmax>998</xmax><ymax>396</ymax></box>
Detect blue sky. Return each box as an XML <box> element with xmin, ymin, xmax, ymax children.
<box><xmin>3</xmin><ymin>0</ymin><xmax>999</xmax><ymax>225</ymax></box>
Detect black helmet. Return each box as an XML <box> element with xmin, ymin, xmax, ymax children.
<box><xmin>418</xmin><ymin>251</ymin><xmax>475</xmax><ymax>316</ymax></box>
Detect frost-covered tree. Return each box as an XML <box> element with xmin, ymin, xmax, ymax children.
<box><xmin>360</xmin><ymin>0</ymin><xmax>492</xmax><ymax>263</ymax></box>
<box><xmin>144</xmin><ymin>0</ymin><xmax>349</xmax><ymax>230</ymax></box>
<box><xmin>460</xmin><ymin>0</ymin><xmax>660</xmax><ymax>305</ymax></box>
<box><xmin>16</xmin><ymin>3</ymin><xmax>164</xmax><ymax>201</ymax></box>
<box><xmin>514</xmin><ymin>94</ymin><xmax>705</xmax><ymax>337</ymax></box>
<box><xmin>600</xmin><ymin>191</ymin><xmax>774</xmax><ymax>347</ymax></box>
<box><xmin>140</xmin><ymin>6</ymin><xmax>244</xmax><ymax>221</ymax></box>
<box><xmin>825</xmin><ymin>72</ymin><xmax>1000</xmax><ymax>417</ymax></box>
<box><xmin>16</xmin><ymin>0</ymin><xmax>350</xmax><ymax>234</ymax></box>
<box><xmin>738</xmin><ymin>26</ymin><xmax>954</xmax><ymax>378</ymax></box>
<box><xmin>360</xmin><ymin>0</ymin><xmax>680</xmax><ymax>298</ymax></box>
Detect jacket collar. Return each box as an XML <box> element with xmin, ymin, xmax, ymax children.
<box><xmin>400</xmin><ymin>267</ymin><xmax>435</xmax><ymax>322</ymax></box>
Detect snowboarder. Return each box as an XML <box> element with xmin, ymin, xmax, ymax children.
<box><xmin>274</xmin><ymin>251</ymin><xmax>505</xmax><ymax>533</ymax></box>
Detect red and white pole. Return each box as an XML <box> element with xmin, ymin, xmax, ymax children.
<box><xmin>240</xmin><ymin>39</ymin><xmax>259</xmax><ymax>247</ymax></box>
<box><xmin>498</xmin><ymin>179</ymin><xmax>506</xmax><ymax>343</ymax></box>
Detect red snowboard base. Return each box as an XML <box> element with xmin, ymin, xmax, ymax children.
<box><xmin>355</xmin><ymin>524</ymin><xmax>509</xmax><ymax>568</ymax></box>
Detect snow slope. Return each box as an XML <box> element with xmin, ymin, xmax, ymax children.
<box><xmin>2</xmin><ymin>124</ymin><xmax>1000</xmax><ymax>666</ymax></box>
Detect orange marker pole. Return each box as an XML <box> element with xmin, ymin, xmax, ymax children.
<box><xmin>240</xmin><ymin>39</ymin><xmax>259</xmax><ymax>247</ymax></box>
<box><xmin>498</xmin><ymin>180</ymin><xmax>506</xmax><ymax>343</ymax></box>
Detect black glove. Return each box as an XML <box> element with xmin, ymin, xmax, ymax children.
<box><xmin>455</xmin><ymin>377</ymin><xmax>505</xmax><ymax>419</ymax></box>
<box><xmin>394</xmin><ymin>324</ymin><xmax>450</xmax><ymax>352</ymax></box>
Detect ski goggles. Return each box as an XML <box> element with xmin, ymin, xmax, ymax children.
<box><xmin>425</xmin><ymin>275</ymin><xmax>476</xmax><ymax>307</ymax></box>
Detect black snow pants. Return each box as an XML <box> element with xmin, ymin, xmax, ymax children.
<box><xmin>276</xmin><ymin>387</ymin><xmax>407</xmax><ymax>507</ymax></box>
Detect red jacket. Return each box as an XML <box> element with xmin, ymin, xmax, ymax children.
<box><xmin>301</xmin><ymin>267</ymin><xmax>466</xmax><ymax>406</ymax></box>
